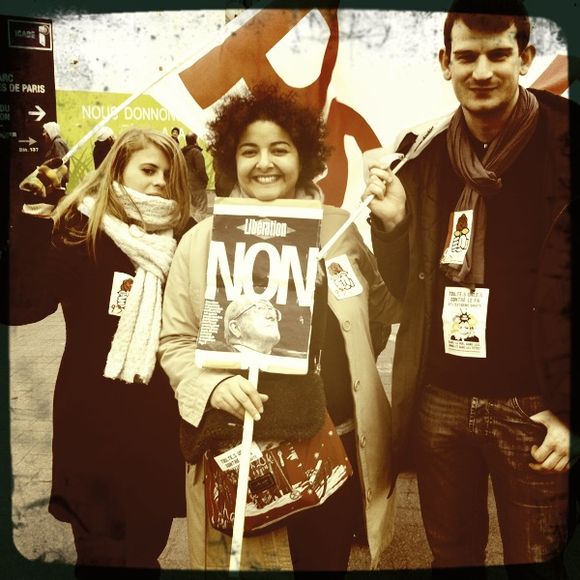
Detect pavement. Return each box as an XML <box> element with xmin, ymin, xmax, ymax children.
<box><xmin>6</xmin><ymin>306</ymin><xmax>578</xmax><ymax>577</ymax></box>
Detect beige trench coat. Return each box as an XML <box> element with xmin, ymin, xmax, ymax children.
<box><xmin>159</xmin><ymin>205</ymin><xmax>400</xmax><ymax>571</ymax></box>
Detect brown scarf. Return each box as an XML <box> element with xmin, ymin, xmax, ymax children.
<box><xmin>440</xmin><ymin>87</ymin><xmax>539</xmax><ymax>287</ymax></box>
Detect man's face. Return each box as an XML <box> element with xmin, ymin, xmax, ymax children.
<box><xmin>230</xmin><ymin>301</ymin><xmax>281</xmax><ymax>354</ymax></box>
<box><xmin>439</xmin><ymin>21</ymin><xmax>534</xmax><ymax>123</ymax></box>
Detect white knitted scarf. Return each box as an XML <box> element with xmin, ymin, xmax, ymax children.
<box><xmin>78</xmin><ymin>182</ymin><xmax>178</xmax><ymax>384</ymax></box>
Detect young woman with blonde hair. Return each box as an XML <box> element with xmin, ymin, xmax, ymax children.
<box><xmin>8</xmin><ymin>128</ymin><xmax>192</xmax><ymax>578</ymax></box>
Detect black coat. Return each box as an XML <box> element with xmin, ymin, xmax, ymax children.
<box><xmin>7</xmin><ymin>212</ymin><xmax>186</xmax><ymax>524</ymax></box>
<box><xmin>92</xmin><ymin>139</ymin><xmax>114</xmax><ymax>169</ymax></box>
<box><xmin>181</xmin><ymin>144</ymin><xmax>208</xmax><ymax>194</ymax></box>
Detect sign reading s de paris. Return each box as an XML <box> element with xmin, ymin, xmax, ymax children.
<box><xmin>196</xmin><ymin>198</ymin><xmax>323</xmax><ymax>375</ymax></box>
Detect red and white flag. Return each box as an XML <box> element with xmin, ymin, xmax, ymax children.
<box><xmin>145</xmin><ymin>5</ymin><xmax>568</xmax><ymax>221</ymax></box>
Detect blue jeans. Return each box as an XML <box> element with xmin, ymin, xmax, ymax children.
<box><xmin>416</xmin><ymin>384</ymin><xmax>569</xmax><ymax>578</ymax></box>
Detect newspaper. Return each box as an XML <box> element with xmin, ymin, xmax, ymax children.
<box><xmin>195</xmin><ymin>197</ymin><xmax>323</xmax><ymax>374</ymax></box>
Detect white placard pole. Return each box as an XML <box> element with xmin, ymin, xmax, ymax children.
<box><xmin>317</xmin><ymin>152</ymin><xmax>404</xmax><ymax>260</ymax></box>
<box><xmin>228</xmin><ymin>365</ymin><xmax>260</xmax><ymax>575</ymax></box>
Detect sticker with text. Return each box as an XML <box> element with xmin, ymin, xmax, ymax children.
<box><xmin>213</xmin><ymin>441</ymin><xmax>263</xmax><ymax>472</ymax></box>
<box><xmin>442</xmin><ymin>286</ymin><xmax>489</xmax><ymax>358</ymax></box>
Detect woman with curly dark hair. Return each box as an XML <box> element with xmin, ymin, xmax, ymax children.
<box><xmin>208</xmin><ymin>84</ymin><xmax>328</xmax><ymax>198</ymax></box>
<box><xmin>160</xmin><ymin>86</ymin><xmax>399</xmax><ymax>574</ymax></box>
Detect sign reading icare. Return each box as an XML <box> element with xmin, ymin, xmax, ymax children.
<box><xmin>0</xmin><ymin>15</ymin><xmax>57</xmax><ymax>218</ymax></box>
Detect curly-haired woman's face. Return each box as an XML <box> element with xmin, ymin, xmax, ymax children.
<box><xmin>235</xmin><ymin>120</ymin><xmax>300</xmax><ymax>201</ymax></box>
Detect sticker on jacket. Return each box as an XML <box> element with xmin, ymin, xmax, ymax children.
<box><xmin>442</xmin><ymin>286</ymin><xmax>489</xmax><ymax>358</ymax></box>
<box><xmin>109</xmin><ymin>272</ymin><xmax>134</xmax><ymax>316</ymax></box>
<box><xmin>326</xmin><ymin>254</ymin><xmax>363</xmax><ymax>300</ymax></box>
<box><xmin>440</xmin><ymin>209</ymin><xmax>473</xmax><ymax>266</ymax></box>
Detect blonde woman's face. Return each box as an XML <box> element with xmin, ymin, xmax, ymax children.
<box><xmin>236</xmin><ymin>120</ymin><xmax>300</xmax><ymax>201</ymax></box>
<box><xmin>121</xmin><ymin>144</ymin><xmax>170</xmax><ymax>197</ymax></box>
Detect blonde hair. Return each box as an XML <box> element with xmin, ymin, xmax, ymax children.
<box><xmin>52</xmin><ymin>128</ymin><xmax>190</xmax><ymax>255</ymax></box>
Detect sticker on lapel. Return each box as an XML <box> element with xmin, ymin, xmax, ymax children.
<box><xmin>440</xmin><ymin>209</ymin><xmax>474</xmax><ymax>266</ymax></box>
<box><xmin>326</xmin><ymin>254</ymin><xmax>363</xmax><ymax>299</ymax></box>
<box><xmin>109</xmin><ymin>272</ymin><xmax>134</xmax><ymax>316</ymax></box>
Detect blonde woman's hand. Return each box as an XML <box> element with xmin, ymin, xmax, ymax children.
<box><xmin>209</xmin><ymin>375</ymin><xmax>269</xmax><ymax>422</ymax></box>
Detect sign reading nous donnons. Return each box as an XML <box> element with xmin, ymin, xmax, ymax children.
<box><xmin>196</xmin><ymin>198</ymin><xmax>323</xmax><ymax>375</ymax></box>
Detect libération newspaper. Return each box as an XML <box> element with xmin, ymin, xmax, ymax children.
<box><xmin>195</xmin><ymin>197</ymin><xmax>323</xmax><ymax>375</ymax></box>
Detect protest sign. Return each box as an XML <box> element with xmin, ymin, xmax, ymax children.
<box><xmin>195</xmin><ymin>197</ymin><xmax>323</xmax><ymax>375</ymax></box>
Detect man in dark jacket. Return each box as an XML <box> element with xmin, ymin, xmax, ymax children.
<box><xmin>368</xmin><ymin>1</ymin><xmax>572</xmax><ymax>578</ymax></box>
<box><xmin>92</xmin><ymin>126</ymin><xmax>115</xmax><ymax>169</ymax></box>
<box><xmin>182</xmin><ymin>132</ymin><xmax>209</xmax><ymax>219</ymax></box>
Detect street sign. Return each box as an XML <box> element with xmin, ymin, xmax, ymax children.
<box><xmin>0</xmin><ymin>15</ymin><xmax>57</xmax><ymax>227</ymax></box>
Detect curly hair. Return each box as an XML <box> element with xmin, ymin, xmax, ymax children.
<box><xmin>206</xmin><ymin>85</ymin><xmax>330</xmax><ymax>192</ymax></box>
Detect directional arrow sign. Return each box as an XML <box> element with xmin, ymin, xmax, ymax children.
<box><xmin>27</xmin><ymin>105</ymin><xmax>46</xmax><ymax>122</ymax></box>
<box><xmin>18</xmin><ymin>137</ymin><xmax>37</xmax><ymax>146</ymax></box>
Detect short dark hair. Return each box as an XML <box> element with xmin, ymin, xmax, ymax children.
<box><xmin>185</xmin><ymin>133</ymin><xmax>198</xmax><ymax>146</ymax></box>
<box><xmin>443</xmin><ymin>0</ymin><xmax>530</xmax><ymax>55</ymax></box>
<box><xmin>206</xmin><ymin>84</ymin><xmax>330</xmax><ymax>189</ymax></box>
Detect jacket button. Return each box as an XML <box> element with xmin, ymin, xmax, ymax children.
<box><xmin>342</xmin><ymin>320</ymin><xmax>351</xmax><ymax>331</ymax></box>
<box><xmin>353</xmin><ymin>379</ymin><xmax>361</xmax><ymax>392</ymax></box>
<box><xmin>366</xmin><ymin>489</ymin><xmax>373</xmax><ymax>502</ymax></box>
<box><xmin>359</xmin><ymin>435</ymin><xmax>366</xmax><ymax>448</ymax></box>
<box><xmin>418</xmin><ymin>272</ymin><xmax>425</xmax><ymax>280</ymax></box>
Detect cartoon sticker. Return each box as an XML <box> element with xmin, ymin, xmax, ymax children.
<box><xmin>326</xmin><ymin>254</ymin><xmax>363</xmax><ymax>300</ymax></box>
<box><xmin>442</xmin><ymin>286</ymin><xmax>489</xmax><ymax>358</ymax></box>
<box><xmin>108</xmin><ymin>272</ymin><xmax>134</xmax><ymax>316</ymax></box>
<box><xmin>441</xmin><ymin>209</ymin><xmax>474</xmax><ymax>266</ymax></box>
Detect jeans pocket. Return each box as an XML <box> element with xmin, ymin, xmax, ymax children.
<box><xmin>510</xmin><ymin>395</ymin><xmax>547</xmax><ymax>423</ymax></box>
